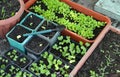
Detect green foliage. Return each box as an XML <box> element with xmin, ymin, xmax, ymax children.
<box><xmin>30</xmin><ymin>0</ymin><xmax>106</xmax><ymax>39</ymax></box>
<box><xmin>52</xmin><ymin>35</ymin><xmax>90</xmax><ymax>64</ymax></box>
<box><xmin>20</xmin><ymin>57</ymin><xmax>27</xmax><ymax>64</ymax></box>
<box><xmin>0</xmin><ymin>56</ymin><xmax>9</xmax><ymax>69</ymax></box>
<box><xmin>6</xmin><ymin>49</ymin><xmax>19</xmax><ymax>61</ymax></box>
<box><xmin>8</xmin><ymin>65</ymin><xmax>21</xmax><ymax>75</ymax></box>
<box><xmin>90</xmin><ymin>70</ymin><xmax>99</xmax><ymax>77</ymax></box>
<box><xmin>30</xmin><ymin>51</ymin><xmax>70</xmax><ymax>76</ymax></box>
<box><xmin>16</xmin><ymin>71</ymin><xmax>33</xmax><ymax>77</ymax></box>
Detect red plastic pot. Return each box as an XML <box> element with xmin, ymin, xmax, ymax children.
<box><xmin>61</xmin><ymin>0</ymin><xmax>111</xmax><ymax>43</ymax></box>
<box><xmin>0</xmin><ymin>0</ymin><xmax>25</xmax><ymax>38</ymax></box>
<box><xmin>25</xmin><ymin>0</ymin><xmax>36</xmax><ymax>10</ymax></box>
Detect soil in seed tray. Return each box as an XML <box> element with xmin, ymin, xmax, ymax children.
<box><xmin>15</xmin><ymin>55</ymin><xmax>30</xmax><ymax>68</ymax></box>
<box><xmin>22</xmin><ymin>14</ymin><xmax>43</xmax><ymax>29</ymax></box>
<box><xmin>38</xmin><ymin>21</ymin><xmax>56</xmax><ymax>38</ymax></box>
<box><xmin>0</xmin><ymin>0</ymin><xmax>20</xmax><ymax>20</ymax></box>
<box><xmin>26</xmin><ymin>36</ymin><xmax>49</xmax><ymax>53</ymax></box>
<box><xmin>8</xmin><ymin>26</ymin><xmax>31</xmax><ymax>43</ymax></box>
<box><xmin>77</xmin><ymin>31</ymin><xmax>120</xmax><ymax>77</ymax></box>
<box><xmin>55</xmin><ymin>13</ymin><xmax>64</xmax><ymax>18</ymax></box>
<box><xmin>38</xmin><ymin>21</ymin><xmax>56</xmax><ymax>30</ymax></box>
<box><xmin>5</xmin><ymin>64</ymin><xmax>21</xmax><ymax>76</ymax></box>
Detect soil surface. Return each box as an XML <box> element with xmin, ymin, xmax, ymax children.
<box><xmin>25</xmin><ymin>36</ymin><xmax>49</xmax><ymax>54</ymax></box>
<box><xmin>77</xmin><ymin>31</ymin><xmax>120</xmax><ymax>77</ymax></box>
<box><xmin>22</xmin><ymin>14</ymin><xmax>43</xmax><ymax>29</ymax></box>
<box><xmin>37</xmin><ymin>21</ymin><xmax>56</xmax><ymax>39</ymax></box>
<box><xmin>8</xmin><ymin>25</ymin><xmax>31</xmax><ymax>43</ymax></box>
<box><xmin>0</xmin><ymin>0</ymin><xmax>20</xmax><ymax>20</ymax></box>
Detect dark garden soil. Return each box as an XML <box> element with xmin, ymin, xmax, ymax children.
<box><xmin>37</xmin><ymin>21</ymin><xmax>56</xmax><ymax>39</ymax></box>
<box><xmin>8</xmin><ymin>25</ymin><xmax>31</xmax><ymax>43</ymax></box>
<box><xmin>50</xmin><ymin>48</ymin><xmax>61</xmax><ymax>57</ymax></box>
<box><xmin>15</xmin><ymin>55</ymin><xmax>30</xmax><ymax>68</ymax></box>
<box><xmin>22</xmin><ymin>14</ymin><xmax>43</xmax><ymax>29</ymax></box>
<box><xmin>25</xmin><ymin>36</ymin><xmax>49</xmax><ymax>54</ymax></box>
<box><xmin>0</xmin><ymin>38</ymin><xmax>10</xmax><ymax>54</ymax></box>
<box><xmin>0</xmin><ymin>0</ymin><xmax>20</xmax><ymax>20</ymax></box>
<box><xmin>77</xmin><ymin>31</ymin><xmax>120</xmax><ymax>77</ymax></box>
<box><xmin>91</xmin><ymin>26</ymin><xmax>105</xmax><ymax>40</ymax></box>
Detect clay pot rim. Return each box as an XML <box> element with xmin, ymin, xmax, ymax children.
<box><xmin>0</xmin><ymin>0</ymin><xmax>25</xmax><ymax>25</ymax></box>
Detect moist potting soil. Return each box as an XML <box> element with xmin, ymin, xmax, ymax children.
<box><xmin>77</xmin><ymin>31</ymin><xmax>120</xmax><ymax>77</ymax></box>
<box><xmin>0</xmin><ymin>0</ymin><xmax>20</xmax><ymax>20</ymax></box>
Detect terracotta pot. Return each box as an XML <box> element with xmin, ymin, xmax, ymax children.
<box><xmin>0</xmin><ymin>0</ymin><xmax>25</xmax><ymax>38</ymax></box>
<box><xmin>69</xmin><ymin>26</ymin><xmax>120</xmax><ymax>76</ymax></box>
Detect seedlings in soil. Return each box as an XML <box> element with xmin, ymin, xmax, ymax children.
<box><xmin>52</xmin><ymin>35</ymin><xmax>90</xmax><ymax>64</ymax></box>
<box><xmin>20</xmin><ymin>57</ymin><xmax>27</xmax><ymax>63</ymax></box>
<box><xmin>0</xmin><ymin>56</ymin><xmax>9</xmax><ymax>69</ymax></box>
<box><xmin>30</xmin><ymin>22</ymin><xmax>33</xmax><ymax>26</ymax></box>
<box><xmin>90</xmin><ymin>70</ymin><xmax>99</xmax><ymax>77</ymax></box>
<box><xmin>41</xmin><ymin>26</ymin><xmax>46</xmax><ymax>30</ymax></box>
<box><xmin>0</xmin><ymin>70</ymin><xmax>6</xmax><ymax>76</ymax></box>
<box><xmin>39</xmin><ymin>43</ymin><xmax>43</xmax><ymax>47</ymax></box>
<box><xmin>30</xmin><ymin>51</ymin><xmax>70</xmax><ymax>76</ymax></box>
<box><xmin>6</xmin><ymin>49</ymin><xmax>19</xmax><ymax>61</ymax></box>
<box><xmin>8</xmin><ymin>65</ymin><xmax>20</xmax><ymax>75</ymax></box>
<box><xmin>30</xmin><ymin>0</ymin><xmax>106</xmax><ymax>39</ymax></box>
<box><xmin>15</xmin><ymin>71</ymin><xmax>33</xmax><ymax>77</ymax></box>
<box><xmin>30</xmin><ymin>15</ymin><xmax>32</xmax><ymax>18</ymax></box>
<box><xmin>17</xmin><ymin>35</ymin><xmax>22</xmax><ymax>40</ymax></box>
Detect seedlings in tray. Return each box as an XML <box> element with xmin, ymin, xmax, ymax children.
<box><xmin>6</xmin><ymin>64</ymin><xmax>21</xmax><ymax>76</ymax></box>
<box><xmin>90</xmin><ymin>70</ymin><xmax>99</xmax><ymax>77</ymax></box>
<box><xmin>0</xmin><ymin>56</ymin><xmax>9</xmax><ymax>69</ymax></box>
<box><xmin>16</xmin><ymin>35</ymin><xmax>22</xmax><ymax>40</ymax></box>
<box><xmin>30</xmin><ymin>0</ymin><xmax>106</xmax><ymax>39</ymax></box>
<box><xmin>30</xmin><ymin>22</ymin><xmax>33</xmax><ymax>26</ymax></box>
<box><xmin>30</xmin><ymin>61</ymin><xmax>50</xmax><ymax>76</ymax></box>
<box><xmin>6</xmin><ymin>49</ymin><xmax>20</xmax><ymax>62</ymax></box>
<box><xmin>0</xmin><ymin>69</ymin><xmax>6</xmax><ymax>77</ymax></box>
<box><xmin>41</xmin><ymin>26</ymin><xmax>46</xmax><ymax>30</ymax></box>
<box><xmin>29</xmin><ymin>52</ymin><xmax>71</xmax><ymax>76</ymax></box>
<box><xmin>15</xmin><ymin>71</ymin><xmax>33</xmax><ymax>77</ymax></box>
<box><xmin>52</xmin><ymin>35</ymin><xmax>90</xmax><ymax>64</ymax></box>
<box><xmin>20</xmin><ymin>57</ymin><xmax>27</xmax><ymax>64</ymax></box>
<box><xmin>39</xmin><ymin>43</ymin><xmax>43</xmax><ymax>47</ymax></box>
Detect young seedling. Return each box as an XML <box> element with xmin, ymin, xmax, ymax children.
<box><xmin>20</xmin><ymin>57</ymin><xmax>27</xmax><ymax>64</ymax></box>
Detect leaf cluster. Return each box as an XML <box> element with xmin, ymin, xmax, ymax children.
<box><xmin>30</xmin><ymin>0</ymin><xmax>106</xmax><ymax>39</ymax></box>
